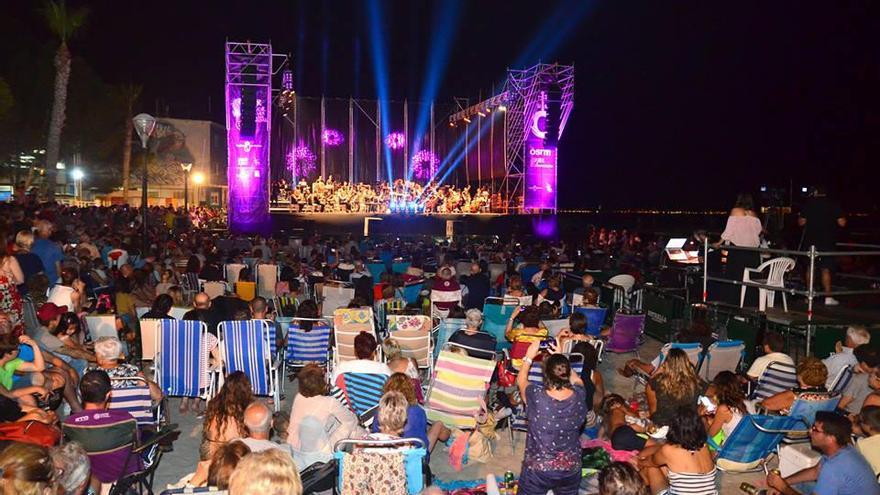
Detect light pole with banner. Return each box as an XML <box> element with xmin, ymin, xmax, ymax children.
<box><xmin>132</xmin><ymin>113</ymin><xmax>156</xmax><ymax>254</ymax></box>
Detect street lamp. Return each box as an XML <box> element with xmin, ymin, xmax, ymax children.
<box><xmin>132</xmin><ymin>113</ymin><xmax>156</xmax><ymax>254</ymax></box>
<box><xmin>71</xmin><ymin>168</ymin><xmax>84</xmax><ymax>202</ymax></box>
<box><xmin>180</xmin><ymin>162</ymin><xmax>193</xmax><ymax>211</ymax></box>
<box><xmin>192</xmin><ymin>171</ymin><xmax>205</xmax><ymax>206</ymax></box>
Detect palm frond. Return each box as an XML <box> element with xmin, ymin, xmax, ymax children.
<box><xmin>41</xmin><ymin>0</ymin><xmax>89</xmax><ymax>42</ymax></box>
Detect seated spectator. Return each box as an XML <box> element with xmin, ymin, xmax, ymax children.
<box><xmin>601</xmin><ymin>394</ymin><xmax>652</xmax><ymax>452</ymax></box>
<box><xmin>700</xmin><ymin>371</ymin><xmax>746</xmax><ymax>448</ymax></box>
<box><xmin>0</xmin><ymin>442</ymin><xmax>55</xmax><ymax>495</ymax></box>
<box><xmin>249</xmin><ymin>296</ymin><xmax>272</xmax><ymax>320</ymax></box>
<box><xmin>155</xmin><ymin>268</ymin><xmax>175</xmax><ymax>296</ymax></box>
<box><xmin>745</xmin><ymin>331</ymin><xmax>793</xmax><ymax>380</ymax></box>
<box><xmin>760</xmin><ymin>357</ymin><xmax>829</xmax><ymax>414</ymax></box>
<box><xmin>167</xmin><ymin>285</ymin><xmax>186</xmax><ymax>307</ymax></box>
<box><xmin>766</xmin><ymin>411</ymin><xmax>879</xmax><ymax>495</ymax></box>
<box><xmin>538</xmin><ymin>273</ymin><xmax>565</xmax><ymax>304</ymax></box>
<box><xmin>13</xmin><ymin>230</ymin><xmax>44</xmax><ymax>297</ymax></box>
<box><xmin>863</xmin><ymin>370</ymin><xmax>880</xmax><ymax>410</ymax></box>
<box><xmin>857</xmin><ymin>406</ymin><xmax>880</xmax><ymax>476</ymax></box>
<box><xmin>33</xmin><ymin>304</ymin><xmax>92</xmax><ymax>375</ymax></box>
<box><xmin>823</xmin><ymin>325</ymin><xmax>870</xmax><ymax>388</ymax></box>
<box><xmin>0</xmin><ymin>333</ymin><xmax>52</xmax><ymax>407</ymax></box>
<box><xmin>140</xmin><ymin>294</ymin><xmax>174</xmax><ymax>320</ymax></box>
<box><xmin>647</xmin><ymin>348</ymin><xmax>703</xmax><ymax>427</ymax></box>
<box><xmin>461</xmin><ymin>262</ymin><xmax>490</xmax><ymax>310</ymax></box>
<box><xmin>430</xmin><ymin>267</ymin><xmax>461</xmax><ymax>314</ymax></box>
<box><xmin>598</xmin><ymin>461</ymin><xmax>649</xmax><ymax>495</ymax></box>
<box><xmin>516</xmin><ymin>342</ymin><xmax>587</xmax><ymax>495</ymax></box>
<box><xmin>505</xmin><ymin>305</ymin><xmax>547</xmax><ymax>343</ymax></box>
<box><xmin>180</xmin><ymin>292</ymin><xmax>222</xmax><ymax>415</ymax></box>
<box><xmin>86</xmin><ymin>336</ymin><xmax>162</xmax><ymax>402</ymax></box>
<box><xmin>839</xmin><ymin>345</ymin><xmax>880</xmax><ymax>415</ymax></box>
<box><xmin>47</xmin><ymin>267</ymin><xmax>86</xmax><ymax>313</ymax></box>
<box><xmin>0</xmin><ymin>393</ymin><xmax>58</xmax><ymax>423</ymax></box>
<box><xmin>191</xmin><ymin>371</ymin><xmax>254</xmax><ymax>486</ymax></box>
<box><xmin>369</xmin><ymin>373</ymin><xmax>449</xmax><ymax>453</ymax></box>
<box><xmin>505</xmin><ymin>274</ymin><xmax>527</xmax><ymax>300</ymax></box>
<box><xmin>383</xmin><ymin>338</ymin><xmax>420</xmax><ymax>379</ymax></box>
<box><xmin>330</xmin><ymin>331</ymin><xmax>392</xmax><ymax>383</ymax></box>
<box><xmin>361</xmin><ymin>390</ymin><xmax>411</xmax><ymax>451</ymax></box>
<box><xmin>207</xmin><ymin>441</ymin><xmax>251</xmax><ymax>490</ymax></box>
<box><xmin>573</xmin><ymin>274</ymin><xmax>596</xmax><ymax>298</ymax></box>
<box><xmin>619</xmin><ymin>321</ymin><xmax>718</xmax><ymax>378</ymax></box>
<box><xmin>287</xmin><ymin>363</ymin><xmax>365</xmax><ymax>467</ymax></box>
<box><xmin>447</xmin><ymin>308</ymin><xmax>496</xmax><ymax>360</ymax></box>
<box><xmin>64</xmin><ymin>370</ymin><xmax>143</xmax><ymax>489</ymax></box>
<box><xmin>638</xmin><ymin>406</ymin><xmax>717</xmax><ymax>495</ymax></box>
<box><xmin>50</xmin><ymin>442</ymin><xmax>92</xmax><ymax>495</ymax></box>
<box><xmin>56</xmin><ymin>312</ymin><xmax>95</xmax><ymax>361</ymax></box>
<box><xmin>241</xmin><ymin>401</ymin><xmax>294</xmax><ymax>456</ymax></box>
<box><xmin>228</xmin><ymin>449</ymin><xmax>303</xmax><ymax>495</ymax></box>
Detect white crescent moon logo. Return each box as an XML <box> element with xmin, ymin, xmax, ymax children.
<box><xmin>531</xmin><ymin>109</ymin><xmax>547</xmax><ymax>139</ymax></box>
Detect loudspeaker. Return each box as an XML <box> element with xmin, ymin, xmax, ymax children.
<box><xmin>544</xmin><ymin>86</ymin><xmax>562</xmax><ymax>147</ymax></box>
<box><xmin>240</xmin><ymin>86</ymin><xmax>256</xmax><ymax>137</ymax></box>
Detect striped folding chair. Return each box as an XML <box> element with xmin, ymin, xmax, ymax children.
<box><xmin>155</xmin><ymin>320</ymin><xmax>213</xmax><ymax>400</ymax></box>
<box><xmin>332</xmin><ymin>372</ymin><xmax>388</xmax><ymax>424</ymax></box>
<box><xmin>108</xmin><ymin>376</ymin><xmax>160</xmax><ymax>429</ymax></box>
<box><xmin>285</xmin><ymin>317</ymin><xmax>332</xmax><ymax>370</ymax></box>
<box><xmin>331</xmin><ymin>308</ymin><xmax>377</xmax><ymax>371</ymax></box>
<box><xmin>430</xmin><ymin>289</ymin><xmax>461</xmax><ymax>320</ymax></box>
<box><xmin>218</xmin><ymin>320</ymin><xmax>280</xmax><ymax>411</ymax></box>
<box><xmin>699</xmin><ymin>340</ymin><xmax>746</xmax><ymax>381</ymax></box>
<box><xmin>387</xmin><ymin>315</ymin><xmax>433</xmax><ymax>374</ymax></box>
<box><xmin>750</xmin><ymin>361</ymin><xmax>798</xmax><ymax>401</ymax></box>
<box><xmin>829</xmin><ymin>365</ymin><xmax>854</xmax><ymax>396</ymax></box>
<box><xmin>425</xmin><ymin>350</ymin><xmax>496</xmax><ymax>429</ymax></box>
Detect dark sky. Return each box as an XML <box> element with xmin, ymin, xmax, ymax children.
<box><xmin>3</xmin><ymin>0</ymin><xmax>879</xmax><ymax>210</ymax></box>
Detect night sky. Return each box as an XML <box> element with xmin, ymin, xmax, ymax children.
<box><xmin>3</xmin><ymin>0</ymin><xmax>879</xmax><ymax>210</ymax></box>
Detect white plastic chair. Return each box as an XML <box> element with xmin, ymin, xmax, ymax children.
<box><xmin>740</xmin><ymin>257</ymin><xmax>795</xmax><ymax>312</ymax></box>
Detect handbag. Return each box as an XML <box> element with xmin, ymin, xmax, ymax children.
<box><xmin>496</xmin><ymin>354</ymin><xmax>516</xmax><ymax>388</ymax></box>
<box><xmin>0</xmin><ymin>420</ymin><xmax>61</xmax><ymax>447</ymax></box>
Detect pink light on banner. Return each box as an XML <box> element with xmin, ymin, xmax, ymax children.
<box><xmin>384</xmin><ymin>132</ymin><xmax>405</xmax><ymax>150</ymax></box>
<box><xmin>322</xmin><ymin>129</ymin><xmax>344</xmax><ymax>147</ymax></box>
<box><xmin>411</xmin><ymin>150</ymin><xmax>439</xmax><ymax>180</ymax></box>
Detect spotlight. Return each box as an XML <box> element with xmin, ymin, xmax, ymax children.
<box><xmin>449</xmin><ymin>122</ymin><xmax>455</xmax><ymax>127</ymax></box>
<box><xmin>498</xmin><ymin>105</ymin><xmax>507</xmax><ymax>112</ymax></box>
<box><xmin>477</xmin><ymin>112</ymin><xmax>486</xmax><ymax>117</ymax></box>
<box><xmin>801</xmin><ymin>186</ymin><xmax>808</xmax><ymax>193</ymax></box>
<box><xmin>463</xmin><ymin>117</ymin><xmax>471</xmax><ymax>123</ymax></box>
<box><xmin>485</xmin><ymin>108</ymin><xmax>491</xmax><ymax>113</ymax></box>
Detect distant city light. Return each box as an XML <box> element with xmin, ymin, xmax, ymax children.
<box><xmin>56</xmin><ymin>162</ymin><xmax>65</xmax><ymax>170</ymax></box>
<box><xmin>71</xmin><ymin>169</ymin><xmax>84</xmax><ymax>181</ymax></box>
<box><xmin>192</xmin><ymin>172</ymin><xmax>206</xmax><ymax>185</ymax></box>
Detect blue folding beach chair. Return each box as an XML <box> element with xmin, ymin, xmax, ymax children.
<box><xmin>155</xmin><ymin>320</ymin><xmax>213</xmax><ymax>400</ymax></box>
<box><xmin>715</xmin><ymin>414</ymin><xmax>801</xmax><ymax>472</ymax></box>
<box><xmin>392</xmin><ymin>260</ymin><xmax>411</xmax><ymax>274</ymax></box>
<box><xmin>366</xmin><ymin>261</ymin><xmax>386</xmax><ymax>281</ymax></box>
<box><xmin>482</xmin><ymin>297</ymin><xmax>517</xmax><ymax>351</ymax></box>
<box><xmin>829</xmin><ymin>365</ymin><xmax>854</xmax><ymax>397</ymax></box>
<box><xmin>285</xmin><ymin>317</ymin><xmax>332</xmax><ymax>369</ymax></box>
<box><xmin>433</xmin><ymin>318</ymin><xmax>466</xmax><ymax>360</ymax></box>
<box><xmin>219</xmin><ymin>319</ymin><xmax>281</xmax><ymax>411</ymax></box>
<box><xmin>573</xmin><ymin>306</ymin><xmax>608</xmax><ymax>337</ymax></box>
<box><xmin>333</xmin><ymin>372</ymin><xmax>388</xmax><ymax>423</ymax></box>
<box><xmin>698</xmin><ymin>340</ymin><xmax>745</xmax><ymax>381</ymax></box>
<box><xmin>402</xmin><ymin>282</ymin><xmax>423</xmax><ymax>305</ymax></box>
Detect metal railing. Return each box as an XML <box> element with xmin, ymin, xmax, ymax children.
<box><xmin>701</xmin><ymin>239</ymin><xmax>880</xmax><ymax>355</ymax></box>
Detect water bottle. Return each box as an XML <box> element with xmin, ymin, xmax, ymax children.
<box><xmin>485</xmin><ymin>474</ymin><xmax>501</xmax><ymax>495</ymax></box>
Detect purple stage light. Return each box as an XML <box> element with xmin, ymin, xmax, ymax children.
<box><xmin>411</xmin><ymin>150</ymin><xmax>440</xmax><ymax>180</ymax></box>
<box><xmin>322</xmin><ymin>129</ymin><xmax>344</xmax><ymax>147</ymax></box>
<box><xmin>286</xmin><ymin>144</ymin><xmax>317</xmax><ymax>178</ymax></box>
<box><xmin>384</xmin><ymin>132</ymin><xmax>405</xmax><ymax>150</ymax></box>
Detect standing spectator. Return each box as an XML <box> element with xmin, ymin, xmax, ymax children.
<box><xmin>461</xmin><ymin>262</ymin><xmax>490</xmax><ymax>310</ymax></box>
<box><xmin>31</xmin><ymin>220</ymin><xmax>63</xmax><ymax>286</ymax></box>
<box><xmin>13</xmin><ymin>230</ymin><xmax>45</xmax><ymax>296</ymax></box>
<box><xmin>767</xmin><ymin>411</ymin><xmax>879</xmax><ymax>495</ymax></box>
<box><xmin>798</xmin><ymin>186</ymin><xmax>846</xmax><ymax>306</ymax></box>
<box><xmin>715</xmin><ymin>193</ymin><xmax>762</xmax><ymax>306</ymax></box>
<box><xmin>516</xmin><ymin>341</ymin><xmax>587</xmax><ymax>495</ymax></box>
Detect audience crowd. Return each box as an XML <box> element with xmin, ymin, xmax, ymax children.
<box><xmin>0</xmin><ymin>199</ymin><xmax>877</xmax><ymax>495</ymax></box>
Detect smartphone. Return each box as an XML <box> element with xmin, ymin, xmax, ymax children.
<box><xmin>538</xmin><ymin>338</ymin><xmax>556</xmax><ymax>351</ymax></box>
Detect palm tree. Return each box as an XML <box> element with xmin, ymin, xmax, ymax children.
<box><xmin>40</xmin><ymin>0</ymin><xmax>88</xmax><ymax>201</ymax></box>
<box><xmin>114</xmin><ymin>84</ymin><xmax>142</xmax><ymax>201</ymax></box>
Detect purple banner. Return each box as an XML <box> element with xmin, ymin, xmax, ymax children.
<box><xmin>524</xmin><ymin>109</ymin><xmax>558</xmax><ymax>209</ymax></box>
<box><xmin>226</xmin><ymin>84</ymin><xmax>271</xmax><ymax>233</ymax></box>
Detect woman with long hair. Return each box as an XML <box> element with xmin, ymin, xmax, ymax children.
<box><xmin>0</xmin><ymin>442</ymin><xmax>55</xmax><ymax>495</ymax></box>
<box><xmin>598</xmin><ymin>462</ymin><xmax>649</xmax><ymax>495</ymax></box>
<box><xmin>702</xmin><ymin>371</ymin><xmax>746</xmax><ymax>448</ymax></box>
<box><xmin>638</xmin><ymin>406</ymin><xmax>717</xmax><ymax>495</ymax></box>
<box><xmin>715</xmin><ymin>193</ymin><xmax>762</xmax><ymax>305</ymax></box>
<box><xmin>0</xmin><ymin>229</ymin><xmax>26</xmax><ymax>335</ymax></box>
<box><xmin>646</xmin><ymin>348</ymin><xmax>703</xmax><ymax>427</ymax></box>
<box><xmin>191</xmin><ymin>371</ymin><xmax>255</xmax><ymax>486</ymax></box>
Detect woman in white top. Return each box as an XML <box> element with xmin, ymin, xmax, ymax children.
<box><xmin>287</xmin><ymin>364</ymin><xmax>365</xmax><ymax>463</ymax></box>
<box><xmin>47</xmin><ymin>267</ymin><xmax>85</xmax><ymax>313</ymax></box>
<box><xmin>715</xmin><ymin>193</ymin><xmax>762</xmax><ymax>306</ymax></box>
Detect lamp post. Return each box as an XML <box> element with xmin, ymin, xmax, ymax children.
<box><xmin>180</xmin><ymin>162</ymin><xmax>193</xmax><ymax>211</ymax></box>
<box><xmin>192</xmin><ymin>171</ymin><xmax>205</xmax><ymax>206</ymax></box>
<box><xmin>132</xmin><ymin>113</ymin><xmax>156</xmax><ymax>254</ymax></box>
<box><xmin>71</xmin><ymin>168</ymin><xmax>84</xmax><ymax>203</ymax></box>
